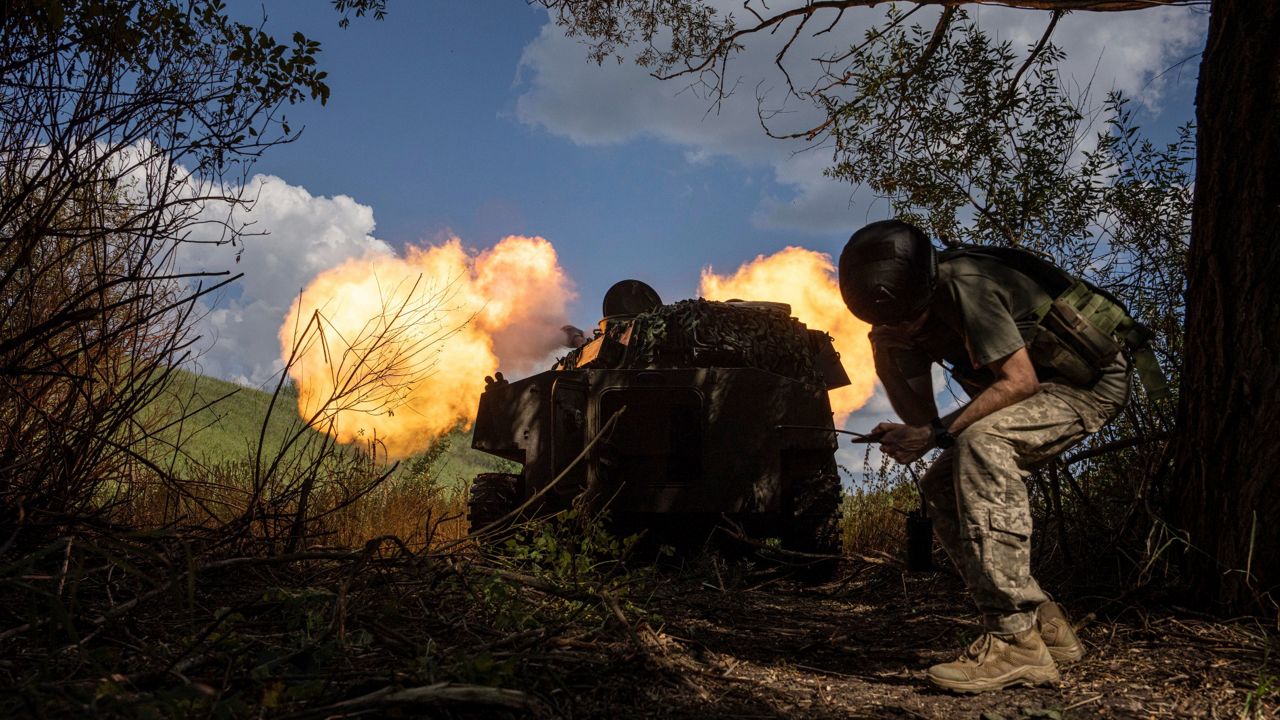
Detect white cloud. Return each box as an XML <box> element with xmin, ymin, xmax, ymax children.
<box><xmin>750</xmin><ymin>149</ymin><xmax>885</xmax><ymax>234</ymax></box>
<box><xmin>516</xmin><ymin>2</ymin><xmax>1206</xmax><ymax>234</ymax></box>
<box><xmin>180</xmin><ymin>175</ymin><xmax>392</xmax><ymax>386</ymax></box>
<box><xmin>14</xmin><ymin>139</ymin><xmax>391</xmax><ymax>388</ymax></box>
<box><xmin>994</xmin><ymin>4</ymin><xmax>1206</xmax><ymax>110</ymax></box>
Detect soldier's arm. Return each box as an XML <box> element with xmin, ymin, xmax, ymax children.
<box><xmin>871</xmin><ymin>327</ymin><xmax>937</xmax><ymax>427</ymax></box>
<box><xmin>879</xmin><ymin>346</ymin><xmax>1039</xmax><ymax>464</ymax></box>
<box><xmin>939</xmin><ymin>274</ymin><xmax>1040</xmax><ymax>434</ymax></box>
<box><xmin>943</xmin><ymin>346</ymin><xmax>1040</xmax><ymax>435</ymax></box>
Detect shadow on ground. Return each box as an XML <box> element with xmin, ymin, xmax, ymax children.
<box><xmin>573</xmin><ymin>560</ymin><xmax>1276</xmax><ymax>719</ymax></box>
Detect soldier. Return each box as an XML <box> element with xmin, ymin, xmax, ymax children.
<box><xmin>838</xmin><ymin>219</ymin><xmax>1130</xmax><ymax>693</ymax></box>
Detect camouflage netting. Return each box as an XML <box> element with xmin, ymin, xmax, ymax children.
<box><xmin>558</xmin><ymin>299</ymin><xmax>828</xmax><ymax>385</ymax></box>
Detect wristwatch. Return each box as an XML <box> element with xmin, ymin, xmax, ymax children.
<box><xmin>930</xmin><ymin>417</ymin><xmax>956</xmax><ymax>450</ymax></box>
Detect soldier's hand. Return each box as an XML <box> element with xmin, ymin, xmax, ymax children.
<box><xmin>874</xmin><ymin>422</ymin><xmax>933</xmax><ymax>464</ymax></box>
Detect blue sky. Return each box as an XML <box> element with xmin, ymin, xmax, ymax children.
<box><xmin>216</xmin><ymin>2</ymin><xmax>1203</xmax><ymax>325</ymax></box>
<box><xmin>224</xmin><ymin>1</ymin><xmax>791</xmax><ymax>308</ymax></box>
<box><xmin>193</xmin><ymin>1</ymin><xmax>1206</xmax><ymax>449</ymax></box>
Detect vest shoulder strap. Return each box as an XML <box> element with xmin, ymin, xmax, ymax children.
<box><xmin>939</xmin><ymin>245</ymin><xmax>1132</xmax><ymax>320</ymax></box>
<box><xmin>939</xmin><ymin>245</ymin><xmax>1075</xmax><ymax>296</ymax></box>
<box><xmin>938</xmin><ymin>244</ymin><xmax>1170</xmax><ymax>401</ymax></box>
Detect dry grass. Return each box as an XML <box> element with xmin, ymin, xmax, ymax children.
<box><xmin>839</xmin><ymin>478</ymin><xmax>918</xmax><ymax>559</ymax></box>
<box><xmin>113</xmin><ymin>447</ymin><xmax>470</xmax><ymax>552</ymax></box>
<box><xmin>322</xmin><ymin>470</ymin><xmax>471</xmax><ymax>549</ymax></box>
<box><xmin>0</xmin><ymin>509</ymin><xmax>657</xmax><ymax>719</ymax></box>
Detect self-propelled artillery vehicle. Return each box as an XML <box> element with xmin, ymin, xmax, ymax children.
<box><xmin>468</xmin><ymin>280</ymin><xmax>851</xmax><ymax>562</ymax></box>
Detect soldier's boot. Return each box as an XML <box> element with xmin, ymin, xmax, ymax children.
<box><xmin>1037</xmin><ymin>601</ymin><xmax>1084</xmax><ymax>663</ymax></box>
<box><xmin>927</xmin><ymin>628</ymin><xmax>1059</xmax><ymax>694</ymax></box>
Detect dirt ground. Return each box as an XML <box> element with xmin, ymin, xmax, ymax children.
<box><xmin>579</xmin><ymin>562</ymin><xmax>1278</xmax><ymax>720</ymax></box>
<box><xmin>3</xmin><ymin>544</ymin><xmax>1275</xmax><ymax>719</ymax></box>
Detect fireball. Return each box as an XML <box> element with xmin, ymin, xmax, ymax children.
<box><xmin>279</xmin><ymin>235</ymin><xmax>574</xmax><ymax>458</ymax></box>
<box><xmin>700</xmin><ymin>246</ymin><xmax>876</xmax><ymax>423</ymax></box>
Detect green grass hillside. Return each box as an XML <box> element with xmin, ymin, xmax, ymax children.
<box><xmin>152</xmin><ymin>371</ymin><xmax>316</xmax><ymax>467</ymax></box>
<box><xmin>152</xmin><ymin>370</ymin><xmax>514</xmax><ymax>486</ymax></box>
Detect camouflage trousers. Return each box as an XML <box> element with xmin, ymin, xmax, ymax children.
<box><xmin>921</xmin><ymin>382</ymin><xmax>1123</xmax><ymax>635</ymax></box>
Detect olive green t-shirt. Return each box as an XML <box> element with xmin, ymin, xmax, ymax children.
<box><xmin>888</xmin><ymin>255</ymin><xmax>1130</xmax><ymax>425</ymax></box>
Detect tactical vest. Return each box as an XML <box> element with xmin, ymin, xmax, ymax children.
<box><xmin>938</xmin><ymin>246</ymin><xmax>1170</xmax><ymax>401</ymax></box>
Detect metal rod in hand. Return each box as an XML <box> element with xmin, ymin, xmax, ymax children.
<box><xmin>773</xmin><ymin>424</ymin><xmax>881</xmax><ymax>443</ymax></box>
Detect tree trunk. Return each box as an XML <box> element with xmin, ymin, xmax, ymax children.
<box><xmin>1172</xmin><ymin>1</ymin><xmax>1280</xmax><ymax>614</ymax></box>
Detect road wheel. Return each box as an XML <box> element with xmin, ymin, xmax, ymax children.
<box><xmin>782</xmin><ymin>462</ymin><xmax>843</xmax><ymax>581</ymax></box>
<box><xmin>468</xmin><ymin>472</ymin><xmax>522</xmax><ymax>537</ymax></box>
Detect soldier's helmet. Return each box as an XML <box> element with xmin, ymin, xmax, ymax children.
<box><xmin>838</xmin><ymin>219</ymin><xmax>937</xmax><ymax>326</ymax></box>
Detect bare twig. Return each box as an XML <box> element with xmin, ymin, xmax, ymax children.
<box><xmin>305</xmin><ymin>682</ymin><xmax>542</xmax><ymax>715</ymax></box>
<box><xmin>1065</xmin><ymin>432</ymin><xmax>1171</xmax><ymax>465</ymax></box>
<box><xmin>442</xmin><ymin>406</ymin><xmax>627</xmax><ymax>549</ymax></box>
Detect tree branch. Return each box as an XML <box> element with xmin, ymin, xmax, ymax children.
<box><xmin>1001</xmin><ymin>9</ymin><xmax>1065</xmax><ymax>107</ymax></box>
<box><xmin>905</xmin><ymin>6</ymin><xmax>957</xmax><ymax>80</ymax></box>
